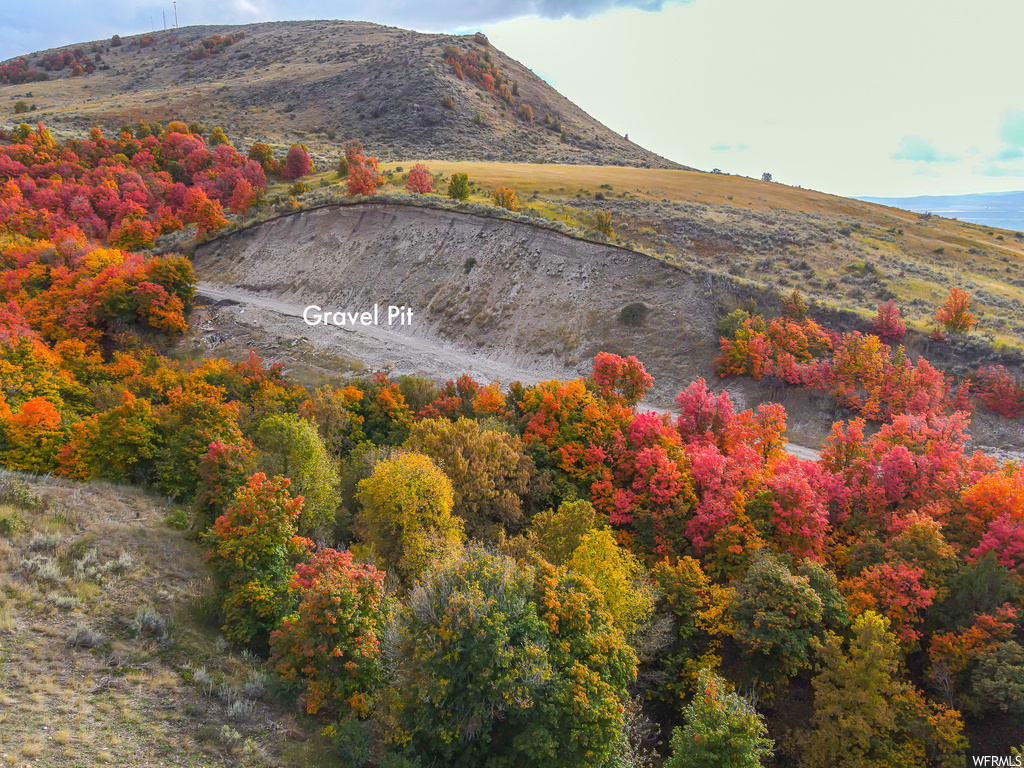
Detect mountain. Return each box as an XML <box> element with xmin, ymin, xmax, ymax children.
<box><xmin>1</xmin><ymin>20</ymin><xmax>684</xmax><ymax>169</ymax></box>
<box><xmin>860</xmin><ymin>190</ymin><xmax>1024</xmax><ymax>232</ymax></box>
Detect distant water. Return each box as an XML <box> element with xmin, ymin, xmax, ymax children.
<box><xmin>858</xmin><ymin>191</ymin><xmax>1024</xmax><ymax>232</ymax></box>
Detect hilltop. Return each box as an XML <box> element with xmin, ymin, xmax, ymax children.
<box><xmin>0</xmin><ymin>20</ymin><xmax>681</xmax><ymax>169</ymax></box>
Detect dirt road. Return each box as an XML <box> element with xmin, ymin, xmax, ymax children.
<box><xmin>196</xmin><ymin>282</ymin><xmax>823</xmax><ymax>460</ymax></box>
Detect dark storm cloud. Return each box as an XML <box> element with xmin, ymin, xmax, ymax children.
<box><xmin>1</xmin><ymin>0</ymin><xmax>687</xmax><ymax>60</ymax></box>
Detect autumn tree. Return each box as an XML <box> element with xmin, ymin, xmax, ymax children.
<box><xmin>194</xmin><ymin>440</ymin><xmax>257</xmax><ymax>531</ymax></box>
<box><xmin>972</xmin><ymin>365</ymin><xmax>1024</xmax><ymax>418</ymax></box>
<box><xmin>208</xmin><ymin>126</ymin><xmax>230</xmax><ymax>146</ymax></box>
<box><xmin>73</xmin><ymin>390</ymin><xmax>160</xmax><ymax>484</ymax></box>
<box><xmin>531</xmin><ymin>498</ymin><xmax>600</xmax><ymax>566</ymax></box>
<box><xmin>355</xmin><ymin>451</ymin><xmax>463</xmax><ymax>581</ymax></box>
<box><xmin>665</xmin><ymin>668</ymin><xmax>773</xmax><ymax>768</ymax></box>
<box><xmin>281</xmin><ymin>143</ymin><xmax>313</xmax><ymax>181</ymax></box>
<box><xmin>248</xmin><ymin>141</ymin><xmax>278</xmax><ymax>174</ymax></box>
<box><xmin>567</xmin><ymin>527</ymin><xmax>657</xmax><ymax>637</ymax></box>
<box><xmin>933</xmin><ymin>288</ymin><xmax>976</xmax><ymax>337</ymax></box>
<box><xmin>653</xmin><ymin>557</ymin><xmax>734</xmax><ymax>706</ymax></box>
<box><xmin>594</xmin><ymin>210</ymin><xmax>614</xmax><ymax>237</ymax></box>
<box><xmin>345</xmin><ymin>153</ymin><xmax>382</xmax><ymax>196</ymax></box>
<box><xmin>843</xmin><ymin>562</ymin><xmax>935</xmax><ymax>645</ymax></box>
<box><xmin>404</xmin><ymin>163</ymin><xmax>433</xmax><ymax>194</ymax></box>
<box><xmin>298</xmin><ymin>384</ymin><xmax>366</xmax><ymax>457</ymax></box>
<box><xmin>801</xmin><ymin>611</ymin><xmax>902</xmax><ymax>768</ymax></box>
<box><xmin>2</xmin><ymin>397</ymin><xmax>64</xmax><ymax>473</ymax></box>
<box><xmin>228</xmin><ymin>177</ymin><xmax>256</xmax><ymax>214</ymax></box>
<box><xmin>803</xmin><ymin>611</ymin><xmax>966</xmax><ymax>768</ymax></box>
<box><xmin>491</xmin><ymin>186</ymin><xmax>518</xmax><ymax>211</ymax></box>
<box><xmin>155</xmin><ymin>387</ymin><xmax>243</xmax><ymax>500</ymax></box>
<box><xmin>204</xmin><ymin>473</ymin><xmax>311</xmax><ymax>649</ymax></box>
<box><xmin>783</xmin><ymin>289</ymin><xmax>808</xmax><ymax>320</ymax></box>
<box><xmin>871</xmin><ymin>300</ymin><xmax>908</xmax><ymax>344</ymax></box>
<box><xmin>269</xmin><ymin>548</ymin><xmax>387</xmax><ymax>717</ymax></box>
<box><xmin>385</xmin><ymin>548</ymin><xmax>637</xmax><ymax>768</ymax></box>
<box><xmin>590</xmin><ymin>351</ymin><xmax>654</xmax><ymax>407</ymax></box>
<box><xmin>404</xmin><ymin>417</ymin><xmax>533</xmax><ymax>540</ymax></box>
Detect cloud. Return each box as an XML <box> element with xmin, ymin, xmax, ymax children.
<box><xmin>973</xmin><ymin>163</ymin><xmax>1024</xmax><ymax>178</ymax></box>
<box><xmin>989</xmin><ymin>146</ymin><xmax>1024</xmax><ymax>162</ymax></box>
<box><xmin>261</xmin><ymin>0</ymin><xmax>691</xmax><ymax>28</ymax></box>
<box><xmin>710</xmin><ymin>142</ymin><xmax>747</xmax><ymax>152</ymax></box>
<box><xmin>999</xmin><ymin>109</ymin><xmax>1024</xmax><ymax>148</ymax></box>
<box><xmin>891</xmin><ymin>135</ymin><xmax>962</xmax><ymax>164</ymax></box>
<box><xmin>0</xmin><ymin>0</ymin><xmax>690</xmax><ymax>59</ymax></box>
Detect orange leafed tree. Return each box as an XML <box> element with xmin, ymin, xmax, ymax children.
<box><xmin>491</xmin><ymin>186</ymin><xmax>519</xmax><ymax>211</ymax></box>
<box><xmin>346</xmin><ymin>154</ymin><xmax>382</xmax><ymax>196</ymax></box>
<box><xmin>933</xmin><ymin>288</ymin><xmax>976</xmax><ymax>336</ymax></box>
<box><xmin>3</xmin><ymin>396</ymin><xmax>64</xmax><ymax>472</ymax></box>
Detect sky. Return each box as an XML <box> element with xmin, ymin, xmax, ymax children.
<box><xmin>2</xmin><ymin>0</ymin><xmax>1023</xmax><ymax>198</ymax></box>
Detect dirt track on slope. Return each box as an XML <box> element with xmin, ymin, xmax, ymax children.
<box><xmin>194</xmin><ymin>280</ymin><xmax>823</xmax><ymax>460</ymax></box>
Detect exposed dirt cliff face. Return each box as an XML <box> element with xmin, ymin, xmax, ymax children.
<box><xmin>193</xmin><ymin>203</ymin><xmax>733</xmax><ymax>400</ymax></box>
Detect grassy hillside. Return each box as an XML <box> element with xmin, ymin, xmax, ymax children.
<box><xmin>0</xmin><ymin>21</ymin><xmax>679</xmax><ymax>169</ymax></box>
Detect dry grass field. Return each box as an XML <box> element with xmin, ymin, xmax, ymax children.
<box><xmin>0</xmin><ymin>473</ymin><xmax>342</xmax><ymax>768</ymax></box>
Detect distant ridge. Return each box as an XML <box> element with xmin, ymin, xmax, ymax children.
<box><xmin>860</xmin><ymin>190</ymin><xmax>1024</xmax><ymax>232</ymax></box>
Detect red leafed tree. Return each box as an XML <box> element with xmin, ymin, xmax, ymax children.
<box><xmin>971</xmin><ymin>516</ymin><xmax>1024</xmax><ymax>573</ymax></box>
<box><xmin>405</xmin><ymin>163</ymin><xmax>433</xmax><ymax>194</ymax></box>
<box><xmin>590</xmin><ymin>352</ymin><xmax>654</xmax><ymax>407</ymax></box>
<box><xmin>871</xmin><ymin>300</ymin><xmax>907</xmax><ymax>344</ymax></box>
<box><xmin>843</xmin><ymin>562</ymin><xmax>935</xmax><ymax>645</ymax></box>
<box><xmin>933</xmin><ymin>288</ymin><xmax>976</xmax><ymax>336</ymax></box>
<box><xmin>346</xmin><ymin>153</ymin><xmax>382</xmax><ymax>196</ymax></box>
<box><xmin>761</xmin><ymin>454</ymin><xmax>829</xmax><ymax>560</ymax></box>
<box><xmin>228</xmin><ymin>177</ymin><xmax>255</xmax><ymax>214</ymax></box>
<box><xmin>972</xmin><ymin>365</ymin><xmax>1024</xmax><ymax>418</ymax></box>
<box><xmin>675</xmin><ymin>378</ymin><xmax>736</xmax><ymax>449</ymax></box>
<box><xmin>281</xmin><ymin>143</ymin><xmax>312</xmax><ymax>181</ymax></box>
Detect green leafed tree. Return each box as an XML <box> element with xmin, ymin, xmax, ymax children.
<box><xmin>665</xmin><ymin>668</ymin><xmax>773</xmax><ymax>768</ymax></box>
<box><xmin>447</xmin><ymin>172</ymin><xmax>470</xmax><ymax>201</ymax></box>
<box><xmin>255</xmin><ymin>413</ymin><xmax>341</xmax><ymax>537</ymax></box>
<box><xmin>728</xmin><ymin>549</ymin><xmax>824</xmax><ymax>685</ymax></box>
<box><xmin>385</xmin><ymin>547</ymin><xmax>637</xmax><ymax>768</ymax></box>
